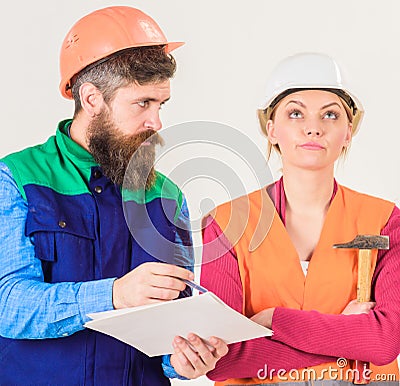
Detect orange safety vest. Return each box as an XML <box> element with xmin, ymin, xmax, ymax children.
<box><xmin>211</xmin><ymin>184</ymin><xmax>398</xmax><ymax>384</ymax></box>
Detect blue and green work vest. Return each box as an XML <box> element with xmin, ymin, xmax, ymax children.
<box><xmin>0</xmin><ymin>120</ymin><xmax>191</xmax><ymax>385</ymax></box>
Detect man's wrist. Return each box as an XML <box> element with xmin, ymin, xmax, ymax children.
<box><xmin>162</xmin><ymin>354</ymin><xmax>188</xmax><ymax>380</ymax></box>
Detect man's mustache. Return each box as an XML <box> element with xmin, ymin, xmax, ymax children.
<box><xmin>134</xmin><ymin>130</ymin><xmax>164</xmax><ymax>147</ymax></box>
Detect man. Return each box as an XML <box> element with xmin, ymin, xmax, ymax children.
<box><xmin>0</xmin><ymin>6</ymin><xmax>227</xmax><ymax>385</ymax></box>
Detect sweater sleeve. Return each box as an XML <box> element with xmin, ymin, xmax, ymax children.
<box><xmin>201</xmin><ymin>217</ymin><xmax>335</xmax><ymax>382</ymax></box>
<box><xmin>271</xmin><ymin>206</ymin><xmax>400</xmax><ymax>366</ymax></box>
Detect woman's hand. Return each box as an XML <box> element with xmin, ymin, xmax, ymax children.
<box><xmin>342</xmin><ymin>299</ymin><xmax>375</xmax><ymax>315</ymax></box>
<box><xmin>250</xmin><ymin>308</ymin><xmax>275</xmax><ymax>328</ymax></box>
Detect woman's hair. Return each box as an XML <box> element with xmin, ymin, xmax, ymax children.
<box><xmin>71</xmin><ymin>45</ymin><xmax>176</xmax><ymax>116</ymax></box>
<box><xmin>258</xmin><ymin>91</ymin><xmax>354</xmax><ymax>160</ymax></box>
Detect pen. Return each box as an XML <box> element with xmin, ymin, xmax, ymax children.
<box><xmin>181</xmin><ymin>279</ymin><xmax>208</xmax><ymax>293</ymax></box>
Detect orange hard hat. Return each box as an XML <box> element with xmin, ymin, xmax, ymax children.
<box><xmin>59</xmin><ymin>6</ymin><xmax>184</xmax><ymax>99</ymax></box>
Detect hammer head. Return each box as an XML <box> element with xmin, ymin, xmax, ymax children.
<box><xmin>333</xmin><ymin>235</ymin><xmax>389</xmax><ymax>250</ymax></box>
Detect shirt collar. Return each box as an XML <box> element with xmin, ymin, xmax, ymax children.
<box><xmin>56</xmin><ymin>119</ymin><xmax>98</xmax><ymax>169</ymax></box>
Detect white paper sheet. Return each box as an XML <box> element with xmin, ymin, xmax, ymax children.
<box><xmin>85</xmin><ymin>292</ymin><xmax>272</xmax><ymax>357</ymax></box>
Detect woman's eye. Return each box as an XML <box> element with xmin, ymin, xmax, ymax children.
<box><xmin>323</xmin><ymin>111</ymin><xmax>338</xmax><ymax>119</ymax></box>
<box><xmin>289</xmin><ymin>110</ymin><xmax>303</xmax><ymax>119</ymax></box>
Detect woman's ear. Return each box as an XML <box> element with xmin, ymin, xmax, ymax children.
<box><xmin>266</xmin><ymin>120</ymin><xmax>278</xmax><ymax>145</ymax></box>
<box><xmin>344</xmin><ymin>122</ymin><xmax>353</xmax><ymax>147</ymax></box>
<box><xmin>79</xmin><ymin>82</ymin><xmax>104</xmax><ymax>117</ymax></box>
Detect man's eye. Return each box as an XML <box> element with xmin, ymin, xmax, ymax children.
<box><xmin>288</xmin><ymin>110</ymin><xmax>303</xmax><ymax>119</ymax></box>
<box><xmin>137</xmin><ymin>101</ymin><xmax>149</xmax><ymax>108</ymax></box>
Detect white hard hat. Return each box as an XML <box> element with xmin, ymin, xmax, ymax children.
<box><xmin>258</xmin><ymin>52</ymin><xmax>364</xmax><ymax>136</ymax></box>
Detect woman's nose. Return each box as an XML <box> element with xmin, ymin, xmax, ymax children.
<box><xmin>304</xmin><ymin>118</ymin><xmax>322</xmax><ymax>137</ymax></box>
<box><xmin>305</xmin><ymin>127</ymin><xmax>321</xmax><ymax>136</ymax></box>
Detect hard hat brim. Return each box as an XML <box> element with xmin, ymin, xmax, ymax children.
<box><xmin>166</xmin><ymin>41</ymin><xmax>185</xmax><ymax>53</ymax></box>
<box><xmin>60</xmin><ymin>41</ymin><xmax>185</xmax><ymax>99</ymax></box>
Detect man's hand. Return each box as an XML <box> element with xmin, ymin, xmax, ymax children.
<box><xmin>112</xmin><ymin>262</ymin><xmax>194</xmax><ymax>309</ymax></box>
<box><xmin>170</xmin><ymin>334</ymin><xmax>228</xmax><ymax>379</ymax></box>
<box><xmin>342</xmin><ymin>299</ymin><xmax>375</xmax><ymax>315</ymax></box>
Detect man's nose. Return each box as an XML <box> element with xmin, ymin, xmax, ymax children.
<box><xmin>144</xmin><ymin>109</ymin><xmax>162</xmax><ymax>131</ymax></box>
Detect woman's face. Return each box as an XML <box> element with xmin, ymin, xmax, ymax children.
<box><xmin>266</xmin><ymin>89</ymin><xmax>352</xmax><ymax>171</ymax></box>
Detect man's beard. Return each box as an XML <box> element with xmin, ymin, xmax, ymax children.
<box><xmin>87</xmin><ymin>108</ymin><xmax>163</xmax><ymax>190</ymax></box>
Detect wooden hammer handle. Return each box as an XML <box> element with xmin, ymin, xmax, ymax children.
<box><xmin>354</xmin><ymin>249</ymin><xmax>372</xmax><ymax>384</ymax></box>
<box><xmin>357</xmin><ymin>249</ymin><xmax>372</xmax><ymax>303</ymax></box>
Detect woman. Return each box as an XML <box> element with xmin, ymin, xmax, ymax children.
<box><xmin>200</xmin><ymin>53</ymin><xmax>400</xmax><ymax>385</ymax></box>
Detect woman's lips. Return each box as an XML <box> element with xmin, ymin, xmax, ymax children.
<box><xmin>299</xmin><ymin>142</ymin><xmax>325</xmax><ymax>150</ymax></box>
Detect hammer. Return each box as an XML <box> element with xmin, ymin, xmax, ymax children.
<box><xmin>333</xmin><ymin>234</ymin><xmax>389</xmax><ymax>384</ymax></box>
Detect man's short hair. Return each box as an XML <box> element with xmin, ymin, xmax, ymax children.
<box><xmin>71</xmin><ymin>45</ymin><xmax>176</xmax><ymax>115</ymax></box>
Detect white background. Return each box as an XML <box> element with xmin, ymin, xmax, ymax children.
<box><xmin>1</xmin><ymin>1</ymin><xmax>400</xmax><ymax>385</ymax></box>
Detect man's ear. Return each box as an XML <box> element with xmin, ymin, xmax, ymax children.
<box><xmin>79</xmin><ymin>82</ymin><xmax>104</xmax><ymax>117</ymax></box>
<box><xmin>266</xmin><ymin>120</ymin><xmax>278</xmax><ymax>145</ymax></box>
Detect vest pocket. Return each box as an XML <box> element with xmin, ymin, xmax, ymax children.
<box><xmin>26</xmin><ymin>207</ymin><xmax>96</xmax><ymax>283</ymax></box>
